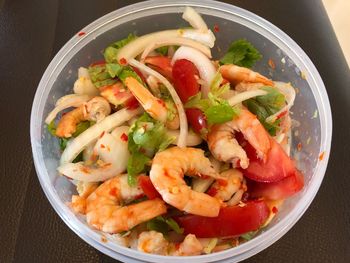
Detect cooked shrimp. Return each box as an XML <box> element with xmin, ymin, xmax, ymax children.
<box><xmin>235</xmin><ymin>82</ymin><xmax>265</xmax><ymax>92</ymax></box>
<box><xmin>208</xmin><ymin>107</ymin><xmax>271</xmax><ymax>169</ymax></box>
<box><xmin>85</xmin><ymin>174</ymin><xmax>167</xmax><ymax>233</ymax></box>
<box><xmin>173</xmin><ymin>234</ymin><xmax>203</xmax><ymax>256</ymax></box>
<box><xmin>56</xmin><ymin>96</ymin><xmax>111</xmax><ymax>138</ymax></box>
<box><xmin>124</xmin><ymin>77</ymin><xmax>179</xmax><ymax>129</ymax></box>
<box><xmin>58</xmin><ymin>126</ymin><xmax>130</xmax><ymax>182</ymax></box>
<box><xmin>137</xmin><ymin>231</ymin><xmax>169</xmax><ymax>255</ymax></box>
<box><xmin>220</xmin><ymin>64</ymin><xmax>274</xmax><ymax>86</ymax></box>
<box><xmin>100</xmin><ymin>81</ymin><xmax>134</xmax><ymax>106</ymax></box>
<box><xmin>71</xmin><ymin>181</ymin><xmax>99</xmax><ymax>214</ymax></box>
<box><xmin>208</xmin><ymin>169</ymin><xmax>244</xmax><ymax>202</ymax></box>
<box><xmin>150</xmin><ymin>147</ymin><xmax>222</xmax><ymax>217</ymax></box>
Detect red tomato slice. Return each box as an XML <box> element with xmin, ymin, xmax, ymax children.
<box><xmin>172</xmin><ymin>59</ymin><xmax>200</xmax><ymax>102</ymax></box>
<box><xmin>248</xmin><ymin>170</ymin><xmax>304</xmax><ymax>200</ymax></box>
<box><xmin>138</xmin><ymin>175</ymin><xmax>161</xmax><ymax>200</ymax></box>
<box><xmin>172</xmin><ymin>59</ymin><xmax>208</xmax><ymax>133</ymax></box>
<box><xmin>185</xmin><ymin>108</ymin><xmax>207</xmax><ymax>134</ymax></box>
<box><xmin>144</xmin><ymin>56</ymin><xmax>173</xmax><ymax>80</ymax></box>
<box><xmin>174</xmin><ymin>200</ymin><xmax>269</xmax><ymax>238</ymax></box>
<box><xmin>238</xmin><ymin>133</ymin><xmax>297</xmax><ymax>183</ymax></box>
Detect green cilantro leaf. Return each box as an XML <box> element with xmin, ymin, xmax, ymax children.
<box><xmin>220</xmin><ymin>39</ymin><xmax>262</xmax><ymax>68</ymax></box>
<box><xmin>205</xmin><ymin>103</ymin><xmax>237</xmax><ymax>124</ymax></box>
<box><xmin>146</xmin><ymin>216</ymin><xmax>183</xmax><ymax>236</ymax></box>
<box><xmin>243</xmin><ymin>86</ymin><xmax>285</xmax><ymax>136</ymax></box>
<box><xmin>47</xmin><ymin>121</ymin><xmax>57</xmax><ymax>136</ymax></box>
<box><xmin>127</xmin><ymin>113</ymin><xmax>174</xmax><ymax>185</ymax></box>
<box><xmin>241</xmin><ymin>230</ymin><xmax>259</xmax><ymax>241</ymax></box>
<box><xmin>155</xmin><ymin>46</ymin><xmax>168</xmax><ymax>56</ymax></box>
<box><xmin>185</xmin><ymin>72</ymin><xmax>238</xmax><ymax>125</ymax></box>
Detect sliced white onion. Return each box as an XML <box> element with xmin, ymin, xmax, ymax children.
<box><xmin>58</xmin><ymin>127</ymin><xmax>130</xmax><ymax>182</ymax></box>
<box><xmin>73</xmin><ymin>67</ymin><xmax>99</xmax><ymax>96</ymax></box>
<box><xmin>129</xmin><ymin>59</ymin><xmax>188</xmax><ymax>148</ymax></box>
<box><xmin>171</xmin><ymin>46</ymin><xmax>216</xmax><ymax>98</ymax></box>
<box><xmin>182</xmin><ymin>6</ymin><xmax>208</xmax><ymax>31</ymax></box>
<box><xmin>266</xmin><ymin>81</ymin><xmax>296</xmax><ymax>123</ymax></box>
<box><xmin>227</xmin><ymin>89</ymin><xmax>268</xmax><ymax>106</ymax></box>
<box><xmin>60</xmin><ymin>107</ymin><xmax>142</xmax><ymax>164</ymax></box>
<box><xmin>45</xmin><ymin>94</ymin><xmax>93</xmax><ymax>124</ymax></box>
<box><xmin>117</xmin><ymin>30</ymin><xmax>215</xmax><ymax>62</ymax></box>
<box><xmin>166</xmin><ymin>129</ymin><xmax>202</xmax><ymax>146</ymax></box>
<box><xmin>181</xmin><ymin>29</ymin><xmax>216</xmax><ymax>48</ymax></box>
<box><xmin>140</xmin><ymin>37</ymin><xmax>211</xmax><ymax>61</ymax></box>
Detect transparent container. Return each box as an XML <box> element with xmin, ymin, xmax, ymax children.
<box><xmin>30</xmin><ymin>0</ymin><xmax>332</xmax><ymax>262</ymax></box>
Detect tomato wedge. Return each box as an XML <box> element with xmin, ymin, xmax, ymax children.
<box><xmin>144</xmin><ymin>56</ymin><xmax>173</xmax><ymax>80</ymax></box>
<box><xmin>237</xmin><ymin>133</ymin><xmax>297</xmax><ymax>183</ymax></box>
<box><xmin>174</xmin><ymin>200</ymin><xmax>269</xmax><ymax>238</ymax></box>
<box><xmin>248</xmin><ymin>170</ymin><xmax>304</xmax><ymax>200</ymax></box>
<box><xmin>138</xmin><ymin>175</ymin><xmax>161</xmax><ymax>200</ymax></box>
<box><xmin>172</xmin><ymin>59</ymin><xmax>207</xmax><ymax>133</ymax></box>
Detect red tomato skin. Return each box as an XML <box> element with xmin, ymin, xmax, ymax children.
<box><xmin>248</xmin><ymin>170</ymin><xmax>304</xmax><ymax>200</ymax></box>
<box><xmin>185</xmin><ymin>108</ymin><xmax>207</xmax><ymax>134</ymax></box>
<box><xmin>172</xmin><ymin>59</ymin><xmax>208</xmax><ymax>133</ymax></box>
<box><xmin>138</xmin><ymin>175</ymin><xmax>161</xmax><ymax>200</ymax></box>
<box><xmin>131</xmin><ymin>66</ymin><xmax>147</xmax><ymax>83</ymax></box>
<box><xmin>172</xmin><ymin>59</ymin><xmax>200</xmax><ymax>102</ymax></box>
<box><xmin>144</xmin><ymin>56</ymin><xmax>173</xmax><ymax>80</ymax></box>
<box><xmin>174</xmin><ymin>200</ymin><xmax>270</xmax><ymax>238</ymax></box>
<box><xmin>237</xmin><ymin>133</ymin><xmax>297</xmax><ymax>183</ymax></box>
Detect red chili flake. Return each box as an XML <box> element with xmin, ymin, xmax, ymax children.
<box><xmin>119</xmin><ymin>57</ymin><xmax>127</xmax><ymax>65</ymax></box>
<box><xmin>319</xmin><ymin>151</ymin><xmax>325</xmax><ymax>161</ymax></box>
<box><xmin>207</xmin><ymin>187</ymin><xmax>218</xmax><ymax>197</ymax></box>
<box><xmin>120</xmin><ymin>133</ymin><xmax>128</xmax><ymax>141</ymax></box>
<box><xmin>109</xmin><ymin>187</ymin><xmax>118</xmax><ymax>196</ymax></box>
<box><xmin>101</xmin><ymin>235</ymin><xmax>108</xmax><ymax>243</ymax></box>
<box><xmin>268</xmin><ymin>59</ymin><xmax>276</xmax><ymax>69</ymax></box>
<box><xmin>78</xmin><ymin>31</ymin><xmax>86</xmax><ymax>37</ymax></box>
<box><xmin>277</xmin><ymin>111</ymin><xmax>287</xmax><ymax>119</ymax></box>
<box><xmin>99</xmin><ymin>131</ymin><xmax>105</xmax><ymax>138</ymax></box>
<box><xmin>201</xmin><ymin>175</ymin><xmax>210</xmax><ymax>179</ymax></box>
<box><xmin>213</xmin><ymin>24</ymin><xmax>220</xmax><ymax>32</ymax></box>
<box><xmin>157</xmin><ymin>99</ymin><xmax>166</xmax><ymax>107</ymax></box>
<box><xmin>62</xmin><ymin>112</ymin><xmax>67</xmax><ymax>116</ymax></box>
<box><xmin>100</xmin><ymin>144</ymin><xmax>105</xmax><ymax>149</ymax></box>
<box><xmin>297</xmin><ymin>142</ymin><xmax>302</xmax><ymax>151</ymax></box>
<box><xmin>272</xmin><ymin>206</ymin><xmax>278</xmax><ymax>214</ymax></box>
<box><xmin>175</xmin><ymin>243</ymin><xmax>181</xmax><ymax>250</ymax></box>
<box><xmin>217</xmin><ymin>179</ymin><xmax>228</xmax><ymax>187</ymax></box>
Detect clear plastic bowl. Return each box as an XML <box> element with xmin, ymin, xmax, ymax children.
<box><xmin>30</xmin><ymin>0</ymin><xmax>332</xmax><ymax>262</ymax></box>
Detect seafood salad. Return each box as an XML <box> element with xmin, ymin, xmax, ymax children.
<box><xmin>46</xmin><ymin>7</ymin><xmax>304</xmax><ymax>256</ymax></box>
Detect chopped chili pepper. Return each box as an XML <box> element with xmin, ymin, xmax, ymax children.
<box><xmin>297</xmin><ymin>142</ymin><xmax>302</xmax><ymax>151</ymax></box>
<box><xmin>268</xmin><ymin>59</ymin><xmax>276</xmax><ymax>69</ymax></box>
<box><xmin>214</xmin><ymin>24</ymin><xmax>220</xmax><ymax>32</ymax></box>
<box><xmin>319</xmin><ymin>151</ymin><xmax>325</xmax><ymax>161</ymax></box>
<box><xmin>272</xmin><ymin>206</ymin><xmax>278</xmax><ymax>214</ymax></box>
<box><xmin>120</xmin><ymin>133</ymin><xmax>128</xmax><ymax>142</ymax></box>
<box><xmin>78</xmin><ymin>31</ymin><xmax>86</xmax><ymax>37</ymax></box>
<box><xmin>119</xmin><ymin>57</ymin><xmax>127</xmax><ymax>65</ymax></box>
